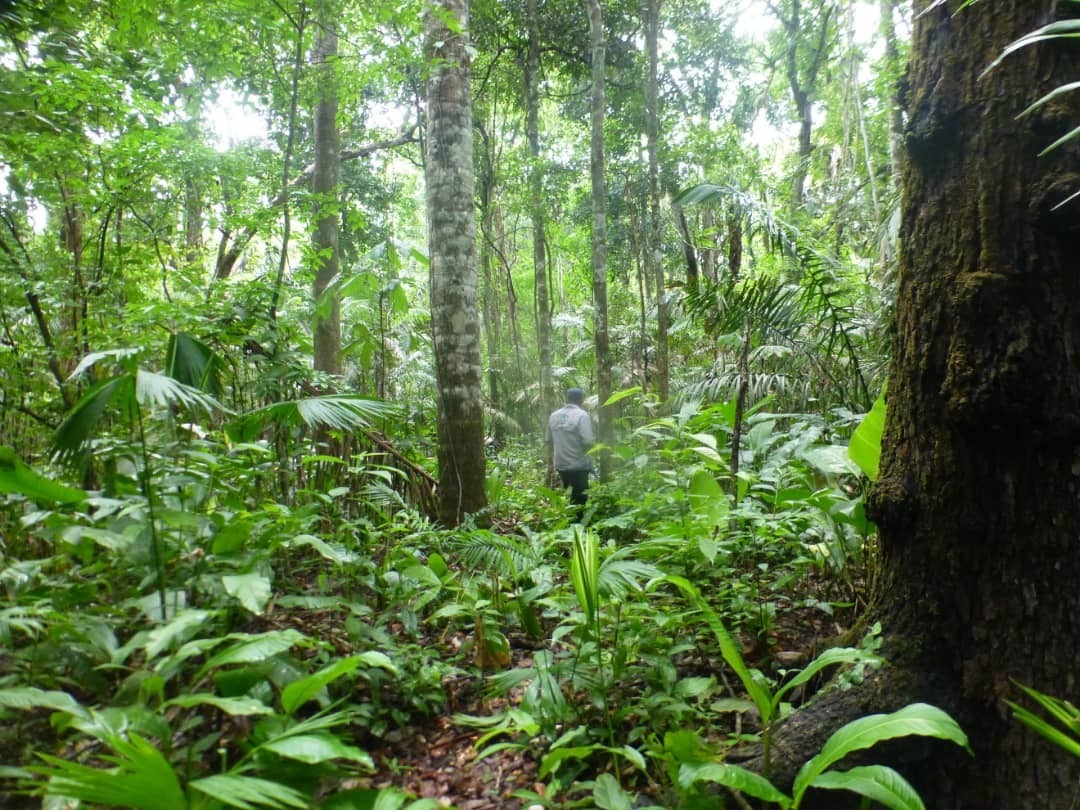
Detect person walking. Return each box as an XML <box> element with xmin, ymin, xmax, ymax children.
<box><xmin>547</xmin><ymin>387</ymin><xmax>595</xmax><ymax>520</ymax></box>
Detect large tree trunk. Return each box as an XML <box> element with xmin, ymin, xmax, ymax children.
<box><xmin>312</xmin><ymin>0</ymin><xmax>342</xmax><ymax>378</ymax></box>
<box><xmin>586</xmin><ymin>0</ymin><xmax>613</xmax><ymax>482</ymax></box>
<box><xmin>425</xmin><ymin>0</ymin><xmax>487</xmax><ymax>525</ymax></box>
<box><xmin>759</xmin><ymin>2</ymin><xmax>1080</xmax><ymax>806</ymax></box>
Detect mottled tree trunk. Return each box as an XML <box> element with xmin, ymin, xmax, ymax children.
<box><xmin>759</xmin><ymin>2</ymin><xmax>1080</xmax><ymax>806</ymax></box>
<box><xmin>425</xmin><ymin>0</ymin><xmax>487</xmax><ymax>525</ymax></box>
<box><xmin>312</xmin><ymin>1</ymin><xmax>342</xmax><ymax>377</ymax></box>
<box><xmin>586</xmin><ymin>0</ymin><xmax>613</xmax><ymax>481</ymax></box>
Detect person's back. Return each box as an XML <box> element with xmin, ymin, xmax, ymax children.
<box><xmin>547</xmin><ymin>388</ymin><xmax>594</xmax><ymax>518</ymax></box>
<box><xmin>549</xmin><ymin>403</ymin><xmax>593</xmax><ymax>471</ymax></box>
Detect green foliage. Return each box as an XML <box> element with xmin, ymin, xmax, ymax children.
<box><xmin>1007</xmin><ymin>682</ymin><xmax>1080</xmax><ymax>759</ymax></box>
<box><xmin>680</xmin><ymin>703</ymin><xmax>971</xmax><ymax>809</ymax></box>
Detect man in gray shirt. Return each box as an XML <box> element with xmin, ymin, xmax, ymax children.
<box><xmin>547</xmin><ymin>387</ymin><xmax>595</xmax><ymax>519</ymax></box>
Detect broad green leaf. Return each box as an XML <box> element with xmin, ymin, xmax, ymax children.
<box><xmin>260</xmin><ymin>733</ymin><xmax>374</xmax><ymax>767</ymax></box>
<box><xmin>593</xmin><ymin>772</ymin><xmax>634</xmax><ymax>810</ymax></box>
<box><xmin>602</xmin><ymin>385</ymin><xmax>642</xmax><ymax>407</ymax></box>
<box><xmin>678</xmin><ymin>762</ymin><xmax>791</xmax><ymax>807</ymax></box>
<box><xmin>281</xmin><ymin>656</ymin><xmax>362</xmax><ymax>715</ymax></box>
<box><xmin>223</xmin><ymin>572</ymin><xmax>273</xmax><ymax>614</ymax></box>
<box><xmin>189</xmin><ymin>774</ymin><xmax>308</xmax><ymax>809</ymax></box>
<box><xmin>848</xmin><ymin>386</ymin><xmax>886</xmax><ymax>480</ymax></box>
<box><xmin>165</xmin><ymin>693</ymin><xmax>273</xmax><ymax>716</ymax></box>
<box><xmin>688</xmin><ymin>469</ymin><xmax>728</xmax><ymax>529</ymax></box>
<box><xmin>793</xmin><ymin>703</ymin><xmax>970</xmax><ymax>804</ymax></box>
<box><xmin>203</xmin><ymin>629</ymin><xmax>307</xmax><ymax>671</ymax></box>
<box><xmin>288</xmin><ymin>534</ymin><xmax>360</xmax><ymax>564</ymax></box>
<box><xmin>143</xmin><ymin>609</ymin><xmax>213</xmax><ymax>659</ymax></box>
<box><xmin>165</xmin><ymin>332</ymin><xmax>223</xmax><ymax>396</ymax></box>
<box><xmin>811</xmin><ymin>765</ymin><xmax>925</xmax><ymax>810</ymax></box>
<box><xmin>356</xmin><ymin>650</ymin><xmax>399</xmax><ymax>673</ymax></box>
<box><xmin>801</xmin><ymin>445</ymin><xmax>860</xmax><ymax>477</ymax></box>
<box><xmin>0</xmin><ymin>687</ymin><xmax>88</xmax><ymax>717</ymax></box>
<box><xmin>0</xmin><ymin>447</ymin><xmax>86</xmax><ymax>503</ymax></box>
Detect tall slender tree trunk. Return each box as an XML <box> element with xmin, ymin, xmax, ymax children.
<box><xmin>425</xmin><ymin>0</ymin><xmax>487</xmax><ymax>525</ymax></box>
<box><xmin>526</xmin><ymin>0</ymin><xmax>554</xmax><ymax>426</ymax></box>
<box><xmin>755</xmin><ymin>3</ymin><xmax>1080</xmax><ymax>806</ymax></box>
<box><xmin>879</xmin><ymin>0</ymin><xmax>905</xmax><ymax>185</ymax></box>
<box><xmin>645</xmin><ymin>0</ymin><xmax>668</xmax><ymax>403</ymax></box>
<box><xmin>312</xmin><ymin>1</ymin><xmax>342</xmax><ymax>377</ymax></box>
<box><xmin>586</xmin><ymin>0</ymin><xmax>612</xmax><ymax>482</ymax></box>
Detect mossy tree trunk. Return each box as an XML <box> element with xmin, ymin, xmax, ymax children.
<box><xmin>760</xmin><ymin>2</ymin><xmax>1080</xmax><ymax>806</ymax></box>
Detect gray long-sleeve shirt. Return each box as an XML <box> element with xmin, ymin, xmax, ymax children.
<box><xmin>547</xmin><ymin>403</ymin><xmax>595</xmax><ymax>471</ymax></box>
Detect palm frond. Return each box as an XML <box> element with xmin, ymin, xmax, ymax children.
<box><xmin>66</xmin><ymin>347</ymin><xmax>141</xmax><ymax>382</ymax></box>
<box><xmin>52</xmin><ymin>375</ymin><xmax>134</xmax><ymax>460</ymax></box>
<box><xmin>136</xmin><ymin>370</ymin><xmax>225</xmax><ymax>415</ymax></box>
<box><xmin>34</xmin><ymin>732</ymin><xmax>187</xmax><ymax>810</ymax></box>
<box><xmin>229</xmin><ymin>395</ymin><xmax>400</xmax><ymax>442</ymax></box>
<box><xmin>448</xmin><ymin>530</ymin><xmax>543</xmax><ymax>578</ymax></box>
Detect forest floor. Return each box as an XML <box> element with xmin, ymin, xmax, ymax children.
<box><xmin>344</xmin><ymin>582</ymin><xmax>856</xmax><ymax>809</ymax></box>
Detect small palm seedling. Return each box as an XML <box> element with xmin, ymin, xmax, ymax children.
<box><xmin>1007</xmin><ymin>681</ymin><xmax>1080</xmax><ymax>759</ymax></box>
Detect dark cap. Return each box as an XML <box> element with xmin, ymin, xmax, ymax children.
<box><xmin>566</xmin><ymin>387</ymin><xmax>585</xmax><ymax>403</ymax></box>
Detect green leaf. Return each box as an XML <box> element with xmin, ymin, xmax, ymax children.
<box><xmin>602</xmin><ymin>385</ymin><xmax>643</xmax><ymax>407</ymax></box>
<box><xmin>223</xmin><ymin>572</ymin><xmax>273</xmax><ymax>614</ymax></box>
<box><xmin>287</xmin><ymin>534</ymin><xmax>359</xmax><ymax>564</ymax></box>
<box><xmin>654</xmin><ymin>575</ymin><xmax>772</xmax><ymax>723</ymax></box>
<box><xmin>356</xmin><ymin>650</ymin><xmax>399</xmax><ymax>673</ymax></box>
<box><xmin>135</xmin><ymin>369</ymin><xmax>223</xmax><ymax>414</ymax></box>
<box><xmin>570</xmin><ymin>528</ymin><xmax>600</xmax><ymax>625</ymax></box>
<box><xmin>53</xmin><ymin>375</ymin><xmax>133</xmax><ymax>459</ymax></box>
<box><xmin>0</xmin><ymin>446</ymin><xmax>86</xmax><ymax>503</ymax></box>
<box><xmin>230</xmin><ymin>395</ymin><xmax>400</xmax><ymax>441</ymax></box>
<box><xmin>260</xmin><ymin>733</ymin><xmax>374</xmax><ymax>767</ymax></box>
<box><xmin>0</xmin><ymin>687</ymin><xmax>88</xmax><ymax>717</ymax></box>
<box><xmin>281</xmin><ymin>656</ymin><xmax>363</xmax><ymax>715</ymax></box>
<box><xmin>165</xmin><ymin>693</ymin><xmax>273</xmax><ymax>716</ymax></box>
<box><xmin>203</xmin><ymin>629</ymin><xmax>307</xmax><ymax>671</ymax></box>
<box><xmin>678</xmin><ymin>762</ymin><xmax>791</xmax><ymax>807</ymax></box>
<box><xmin>143</xmin><ymin>610</ymin><xmax>214</xmax><ymax>660</ymax></box>
<box><xmin>189</xmin><ymin>774</ymin><xmax>308</xmax><ymax>809</ymax></box>
<box><xmin>593</xmin><ymin>772</ymin><xmax>634</xmax><ymax>810</ymax></box>
<box><xmin>773</xmin><ymin>647</ymin><xmax>875</xmax><ymax>706</ymax></box>
<box><xmin>36</xmin><ymin>733</ymin><xmax>186</xmax><ymax>810</ymax></box>
<box><xmin>165</xmin><ymin>332</ymin><xmax>223</xmax><ymax>396</ymax></box>
<box><xmin>810</xmin><ymin>765</ymin><xmax>925</xmax><ymax>810</ymax></box>
<box><xmin>848</xmin><ymin>385</ymin><xmax>886</xmax><ymax>480</ymax></box>
<box><xmin>688</xmin><ymin>469</ymin><xmax>728</xmax><ymax>529</ymax></box>
<box><xmin>792</xmin><ymin>703</ymin><xmax>970</xmax><ymax>805</ymax></box>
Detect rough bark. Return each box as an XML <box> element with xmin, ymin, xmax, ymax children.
<box><xmin>425</xmin><ymin>0</ymin><xmax>487</xmax><ymax>525</ymax></box>
<box><xmin>586</xmin><ymin>0</ymin><xmax>613</xmax><ymax>481</ymax></box>
<box><xmin>752</xmin><ymin>2</ymin><xmax>1080</xmax><ymax>806</ymax></box>
<box><xmin>312</xmin><ymin>2</ymin><xmax>342</xmax><ymax>377</ymax></box>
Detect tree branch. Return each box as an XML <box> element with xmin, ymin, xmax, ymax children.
<box><xmin>213</xmin><ymin>124</ymin><xmax>420</xmax><ymax>281</ymax></box>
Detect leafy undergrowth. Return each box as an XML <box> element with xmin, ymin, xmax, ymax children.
<box><xmin>0</xmin><ymin>401</ymin><xmax>880</xmax><ymax>809</ymax></box>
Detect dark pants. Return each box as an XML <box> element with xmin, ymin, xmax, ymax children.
<box><xmin>558</xmin><ymin>468</ymin><xmax>590</xmax><ymax>519</ymax></box>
